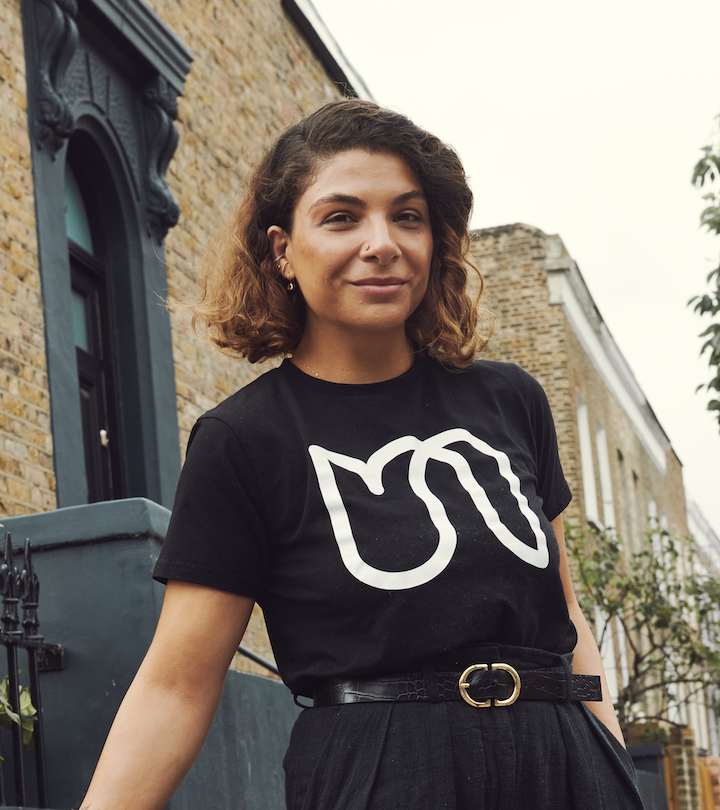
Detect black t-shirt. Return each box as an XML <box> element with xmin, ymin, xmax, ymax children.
<box><xmin>154</xmin><ymin>355</ymin><xmax>575</xmax><ymax>696</ymax></box>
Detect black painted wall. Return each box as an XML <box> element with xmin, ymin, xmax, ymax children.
<box><xmin>1</xmin><ymin>499</ymin><xmax>299</xmax><ymax>810</ymax></box>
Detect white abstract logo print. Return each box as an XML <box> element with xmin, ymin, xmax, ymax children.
<box><xmin>308</xmin><ymin>428</ymin><xmax>549</xmax><ymax>591</ymax></box>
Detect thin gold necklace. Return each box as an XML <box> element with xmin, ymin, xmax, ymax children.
<box><xmin>292</xmin><ymin>355</ymin><xmax>322</xmax><ymax>378</ymax></box>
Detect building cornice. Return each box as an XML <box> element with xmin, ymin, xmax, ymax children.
<box><xmin>82</xmin><ymin>0</ymin><xmax>193</xmax><ymax>95</ymax></box>
<box><xmin>282</xmin><ymin>0</ymin><xmax>373</xmax><ymax>100</ymax></box>
<box><xmin>544</xmin><ymin>234</ymin><xmax>670</xmax><ymax>472</ymax></box>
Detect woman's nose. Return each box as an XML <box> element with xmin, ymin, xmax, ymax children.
<box><xmin>362</xmin><ymin>221</ymin><xmax>400</xmax><ymax>265</ymax></box>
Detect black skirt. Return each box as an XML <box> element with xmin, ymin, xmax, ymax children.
<box><xmin>284</xmin><ymin>648</ymin><xmax>643</xmax><ymax>810</ymax></box>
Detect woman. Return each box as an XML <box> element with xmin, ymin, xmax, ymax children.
<box><xmin>82</xmin><ymin>100</ymin><xmax>642</xmax><ymax>809</ymax></box>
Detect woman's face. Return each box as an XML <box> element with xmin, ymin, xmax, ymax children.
<box><xmin>268</xmin><ymin>150</ymin><xmax>433</xmax><ymax>346</ymax></box>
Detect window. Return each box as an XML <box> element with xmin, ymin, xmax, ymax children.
<box><xmin>616</xmin><ymin>450</ymin><xmax>636</xmax><ymax>549</ymax></box>
<box><xmin>576</xmin><ymin>390</ymin><xmax>600</xmax><ymax>525</ymax></box>
<box><xmin>22</xmin><ymin>0</ymin><xmax>192</xmax><ymax>507</ymax></box>
<box><xmin>594</xmin><ymin>605</ymin><xmax>619</xmax><ymax>702</ymax></box>
<box><xmin>65</xmin><ymin>161</ymin><xmax>124</xmax><ymax>502</ymax></box>
<box><xmin>648</xmin><ymin>497</ymin><xmax>659</xmax><ymax>554</ymax></box>
<box><xmin>594</xmin><ymin>422</ymin><xmax>616</xmax><ymax>530</ymax></box>
<box><xmin>615</xmin><ymin>611</ymin><xmax>629</xmax><ymax>688</ymax></box>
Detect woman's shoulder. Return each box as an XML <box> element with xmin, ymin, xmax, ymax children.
<box><xmin>468</xmin><ymin>357</ymin><xmax>531</xmax><ymax>380</ymax></box>
<box><xmin>197</xmin><ymin>363</ymin><xmax>293</xmax><ymax>432</ymax></box>
<box><xmin>443</xmin><ymin>357</ymin><xmax>537</xmax><ymax>388</ymax></box>
<box><xmin>431</xmin><ymin>357</ymin><xmax>547</xmax><ymax>408</ymax></box>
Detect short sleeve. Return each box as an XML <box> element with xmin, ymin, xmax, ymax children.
<box><xmin>525</xmin><ymin>374</ymin><xmax>572</xmax><ymax>521</ymax></box>
<box><xmin>153</xmin><ymin>416</ymin><xmax>271</xmax><ymax>599</ymax></box>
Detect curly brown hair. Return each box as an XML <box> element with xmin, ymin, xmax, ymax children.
<box><xmin>193</xmin><ymin>99</ymin><xmax>496</xmax><ymax>367</ymax></box>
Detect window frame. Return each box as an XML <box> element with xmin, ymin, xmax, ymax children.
<box><xmin>21</xmin><ymin>0</ymin><xmax>192</xmax><ymax>508</ymax></box>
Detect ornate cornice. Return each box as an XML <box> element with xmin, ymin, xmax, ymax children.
<box><xmin>23</xmin><ymin>0</ymin><xmax>190</xmax><ymax>239</ymax></box>
<box><xmin>85</xmin><ymin>0</ymin><xmax>193</xmax><ymax>96</ymax></box>
<box><xmin>28</xmin><ymin>0</ymin><xmax>79</xmax><ymax>156</ymax></box>
<box><xmin>142</xmin><ymin>75</ymin><xmax>180</xmax><ymax>244</ymax></box>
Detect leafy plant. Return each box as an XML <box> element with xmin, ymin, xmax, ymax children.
<box><xmin>566</xmin><ymin>522</ymin><xmax>720</xmax><ymax>732</ymax></box>
<box><xmin>0</xmin><ymin>675</ymin><xmax>37</xmax><ymax>750</ymax></box>
<box><xmin>691</xmin><ymin>138</ymin><xmax>720</xmax><ymax>430</ymax></box>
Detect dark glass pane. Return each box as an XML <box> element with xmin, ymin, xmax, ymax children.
<box><xmin>64</xmin><ymin>164</ymin><xmax>95</xmax><ymax>255</ymax></box>
<box><xmin>71</xmin><ymin>289</ymin><xmax>90</xmax><ymax>351</ymax></box>
<box><xmin>70</xmin><ymin>246</ymin><xmax>124</xmax><ymax>502</ymax></box>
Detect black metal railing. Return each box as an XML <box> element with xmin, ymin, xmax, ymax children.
<box><xmin>237</xmin><ymin>644</ymin><xmax>279</xmax><ymax>676</ymax></box>
<box><xmin>0</xmin><ymin>532</ymin><xmax>63</xmax><ymax>808</ymax></box>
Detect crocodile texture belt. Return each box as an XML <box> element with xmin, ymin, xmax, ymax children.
<box><xmin>313</xmin><ymin>663</ymin><xmax>602</xmax><ymax>708</ymax></box>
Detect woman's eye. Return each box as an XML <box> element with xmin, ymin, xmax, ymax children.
<box><xmin>325</xmin><ymin>213</ymin><xmax>354</xmax><ymax>225</ymax></box>
<box><xmin>396</xmin><ymin>211</ymin><xmax>423</xmax><ymax>223</ymax></box>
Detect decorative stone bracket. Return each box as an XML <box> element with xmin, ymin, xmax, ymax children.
<box><xmin>142</xmin><ymin>75</ymin><xmax>181</xmax><ymax>244</ymax></box>
<box><xmin>26</xmin><ymin>0</ymin><xmax>79</xmax><ymax>157</ymax></box>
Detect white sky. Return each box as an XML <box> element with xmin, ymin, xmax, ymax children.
<box><xmin>310</xmin><ymin>0</ymin><xmax>720</xmax><ymax>535</ymax></box>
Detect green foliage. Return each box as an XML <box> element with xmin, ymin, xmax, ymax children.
<box><xmin>691</xmin><ymin>137</ymin><xmax>720</xmax><ymax>429</ymax></box>
<box><xmin>0</xmin><ymin>675</ymin><xmax>37</xmax><ymax>750</ymax></box>
<box><xmin>566</xmin><ymin>523</ymin><xmax>720</xmax><ymax>731</ymax></box>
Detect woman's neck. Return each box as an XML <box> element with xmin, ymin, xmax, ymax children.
<box><xmin>290</xmin><ymin>331</ymin><xmax>415</xmax><ymax>384</ymax></box>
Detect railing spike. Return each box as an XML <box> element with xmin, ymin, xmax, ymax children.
<box><xmin>20</xmin><ymin>541</ymin><xmax>41</xmax><ymax>641</ymax></box>
<box><xmin>23</xmin><ymin>538</ymin><xmax>31</xmax><ymax>575</ymax></box>
<box><xmin>3</xmin><ymin>530</ymin><xmax>12</xmax><ymax>569</ymax></box>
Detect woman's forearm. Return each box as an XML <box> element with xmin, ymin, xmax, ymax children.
<box><xmin>569</xmin><ymin>600</ymin><xmax>626</xmax><ymax>747</ymax></box>
<box><xmin>81</xmin><ymin>581</ymin><xmax>255</xmax><ymax>810</ymax></box>
<box><xmin>551</xmin><ymin>515</ymin><xmax>626</xmax><ymax>747</ymax></box>
<box><xmin>81</xmin><ymin>660</ymin><xmax>225</xmax><ymax>810</ymax></box>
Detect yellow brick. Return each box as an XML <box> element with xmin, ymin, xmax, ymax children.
<box><xmin>7</xmin><ymin>476</ymin><xmax>29</xmax><ymax>502</ymax></box>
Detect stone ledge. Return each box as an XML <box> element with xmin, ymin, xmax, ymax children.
<box><xmin>0</xmin><ymin>497</ymin><xmax>170</xmax><ymax>547</ymax></box>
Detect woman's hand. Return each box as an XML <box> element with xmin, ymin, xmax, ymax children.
<box><xmin>80</xmin><ymin>580</ymin><xmax>255</xmax><ymax>810</ymax></box>
<box><xmin>552</xmin><ymin>515</ymin><xmax>627</xmax><ymax>747</ymax></box>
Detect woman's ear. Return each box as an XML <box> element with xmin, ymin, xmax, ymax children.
<box><xmin>267</xmin><ymin>225</ymin><xmax>288</xmax><ymax>264</ymax></box>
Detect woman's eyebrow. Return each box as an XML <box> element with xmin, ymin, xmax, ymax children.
<box><xmin>309</xmin><ymin>193</ymin><xmax>364</xmax><ymax>211</ymax></box>
<box><xmin>309</xmin><ymin>189</ymin><xmax>426</xmax><ymax>212</ymax></box>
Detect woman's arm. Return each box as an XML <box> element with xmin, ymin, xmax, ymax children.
<box><xmin>551</xmin><ymin>514</ymin><xmax>626</xmax><ymax>747</ymax></box>
<box><xmin>81</xmin><ymin>580</ymin><xmax>255</xmax><ymax>810</ymax></box>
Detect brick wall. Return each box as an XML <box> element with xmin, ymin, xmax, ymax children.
<box><xmin>699</xmin><ymin>756</ymin><xmax>720</xmax><ymax>810</ymax></box>
<box><xmin>667</xmin><ymin>726</ymin><xmax>704</xmax><ymax>810</ymax></box>
<box><xmin>0</xmin><ymin>0</ymin><xmax>55</xmax><ymax>517</ymax></box>
<box><xmin>0</xmin><ymin>0</ymin><xmax>342</xmax><ymax>519</ymax></box>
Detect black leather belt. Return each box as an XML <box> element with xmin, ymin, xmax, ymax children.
<box><xmin>313</xmin><ymin>663</ymin><xmax>602</xmax><ymax>708</ymax></box>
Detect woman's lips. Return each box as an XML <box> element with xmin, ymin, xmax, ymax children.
<box><xmin>350</xmin><ymin>277</ymin><xmax>407</xmax><ymax>296</ymax></box>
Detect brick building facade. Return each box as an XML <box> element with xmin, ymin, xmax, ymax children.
<box><xmin>0</xmin><ymin>0</ymin><xmax>355</xmax><ymax>515</ymax></box>
<box><xmin>1</xmin><ymin>0</ymin><xmax>50</xmax><ymax>515</ymax></box>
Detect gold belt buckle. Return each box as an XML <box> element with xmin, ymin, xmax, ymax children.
<box><xmin>458</xmin><ymin>663</ymin><xmax>522</xmax><ymax>707</ymax></box>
